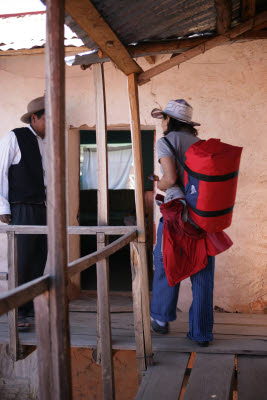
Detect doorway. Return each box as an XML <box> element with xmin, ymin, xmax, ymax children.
<box><xmin>79</xmin><ymin>129</ymin><xmax>154</xmax><ymax>291</ymax></box>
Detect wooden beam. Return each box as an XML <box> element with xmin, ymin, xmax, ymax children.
<box><xmin>145</xmin><ymin>56</ymin><xmax>156</xmax><ymax>65</ymax></box>
<box><xmin>7</xmin><ymin>232</ymin><xmax>19</xmax><ymax>361</ymax></box>
<box><xmin>238</xmin><ymin>30</ymin><xmax>267</xmax><ymax>40</ymax></box>
<box><xmin>215</xmin><ymin>0</ymin><xmax>232</xmax><ymax>34</ymax></box>
<box><xmin>68</xmin><ymin>230</ymin><xmax>137</xmax><ymax>277</ymax></box>
<box><xmin>137</xmin><ymin>11</ymin><xmax>267</xmax><ymax>85</ymax></box>
<box><xmin>128</xmin><ymin>73</ymin><xmax>152</xmax><ymax>372</ymax></box>
<box><xmin>242</xmin><ymin>0</ymin><xmax>256</xmax><ymax>20</ymax></box>
<box><xmin>0</xmin><ymin>275</ymin><xmax>50</xmax><ymax>316</ymax></box>
<box><xmin>34</xmin><ymin>291</ymin><xmax>53</xmax><ymax>400</ymax></box>
<box><xmin>45</xmin><ymin>0</ymin><xmax>72</xmax><ymax>398</ymax></box>
<box><xmin>0</xmin><ymin>46</ymin><xmax>89</xmax><ymax>57</ymax></box>
<box><xmin>0</xmin><ymin>225</ymin><xmax>137</xmax><ymax>235</ymax></box>
<box><xmin>94</xmin><ymin>62</ymin><xmax>115</xmax><ymax>399</ymax></box>
<box><xmin>65</xmin><ymin>0</ymin><xmax>143</xmax><ymax>75</ymax></box>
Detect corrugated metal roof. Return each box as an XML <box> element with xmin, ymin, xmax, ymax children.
<box><xmin>0</xmin><ymin>12</ymin><xmax>84</xmax><ymax>51</ymax></box>
<box><xmin>64</xmin><ymin>0</ymin><xmax>241</xmax><ymax>51</ymax></box>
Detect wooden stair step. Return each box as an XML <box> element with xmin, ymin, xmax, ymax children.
<box><xmin>135</xmin><ymin>352</ymin><xmax>190</xmax><ymax>400</ymax></box>
<box><xmin>237</xmin><ymin>355</ymin><xmax>267</xmax><ymax>400</ymax></box>
<box><xmin>183</xmin><ymin>353</ymin><xmax>235</xmax><ymax>400</ymax></box>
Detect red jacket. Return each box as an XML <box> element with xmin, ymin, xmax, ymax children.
<box><xmin>160</xmin><ymin>199</ymin><xmax>233</xmax><ymax>286</ymax></box>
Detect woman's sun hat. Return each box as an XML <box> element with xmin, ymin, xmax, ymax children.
<box><xmin>151</xmin><ymin>99</ymin><xmax>200</xmax><ymax>126</ymax></box>
<box><xmin>21</xmin><ymin>96</ymin><xmax>45</xmax><ymax>124</ymax></box>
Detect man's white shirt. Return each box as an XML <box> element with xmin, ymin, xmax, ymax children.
<box><xmin>0</xmin><ymin>125</ymin><xmax>46</xmax><ymax>215</ymax></box>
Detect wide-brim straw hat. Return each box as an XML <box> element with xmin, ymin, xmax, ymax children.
<box><xmin>151</xmin><ymin>99</ymin><xmax>200</xmax><ymax>126</ymax></box>
<box><xmin>21</xmin><ymin>96</ymin><xmax>45</xmax><ymax>123</ymax></box>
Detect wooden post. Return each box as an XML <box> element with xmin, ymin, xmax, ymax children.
<box><xmin>7</xmin><ymin>232</ymin><xmax>19</xmax><ymax>361</ymax></box>
<box><xmin>128</xmin><ymin>73</ymin><xmax>152</xmax><ymax>371</ymax></box>
<box><xmin>93</xmin><ymin>63</ymin><xmax>115</xmax><ymax>399</ymax></box>
<box><xmin>45</xmin><ymin>0</ymin><xmax>72</xmax><ymax>399</ymax></box>
<box><xmin>67</xmin><ymin>127</ymin><xmax>81</xmax><ymax>300</ymax></box>
<box><xmin>34</xmin><ymin>291</ymin><xmax>52</xmax><ymax>400</ymax></box>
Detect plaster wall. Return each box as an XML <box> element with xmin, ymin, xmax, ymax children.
<box><xmin>0</xmin><ymin>40</ymin><xmax>266</xmax><ymax>312</ymax></box>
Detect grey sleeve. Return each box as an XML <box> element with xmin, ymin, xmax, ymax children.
<box><xmin>156</xmin><ymin>137</ymin><xmax>176</xmax><ymax>162</ymax></box>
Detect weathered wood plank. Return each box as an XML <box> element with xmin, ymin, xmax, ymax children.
<box><xmin>127</xmin><ymin>74</ymin><xmax>146</xmax><ymax>242</ymax></box>
<box><xmin>130</xmin><ymin>241</ymin><xmax>146</xmax><ymax>375</ymax></box>
<box><xmin>137</xmin><ymin>11</ymin><xmax>267</xmax><ymax>85</ymax></box>
<box><xmin>183</xmin><ymin>353</ymin><xmax>235</xmax><ymax>400</ymax></box>
<box><xmin>215</xmin><ymin>0</ymin><xmax>232</xmax><ymax>34</ymax></box>
<box><xmin>94</xmin><ymin>62</ymin><xmax>115</xmax><ymax>400</ymax></box>
<box><xmin>69</xmin><ymin>294</ymin><xmax>133</xmax><ymax>313</ymax></box>
<box><xmin>7</xmin><ymin>232</ymin><xmax>19</xmax><ymax>361</ymax></box>
<box><xmin>242</xmin><ymin>0</ymin><xmax>256</xmax><ymax>20</ymax></box>
<box><xmin>0</xmin><ymin>225</ymin><xmax>137</xmax><ymax>235</ymax></box>
<box><xmin>0</xmin><ymin>275</ymin><xmax>50</xmax><ymax>316</ymax></box>
<box><xmin>45</xmin><ymin>0</ymin><xmax>72</xmax><ymax>398</ymax></box>
<box><xmin>68</xmin><ymin>230</ymin><xmax>137</xmax><ymax>277</ymax></box>
<box><xmin>145</xmin><ymin>55</ymin><xmax>156</xmax><ymax>65</ymax></box>
<box><xmin>135</xmin><ymin>352</ymin><xmax>190</xmax><ymax>400</ymax></box>
<box><xmin>237</xmin><ymin>355</ymin><xmax>267</xmax><ymax>400</ymax></box>
<box><xmin>65</xmin><ymin>0</ymin><xmax>142</xmax><ymax>75</ymax></box>
<box><xmin>0</xmin><ymin>46</ymin><xmax>90</xmax><ymax>57</ymax></box>
<box><xmin>128</xmin><ymin>73</ymin><xmax>152</xmax><ymax>369</ymax></box>
<box><xmin>34</xmin><ymin>291</ymin><xmax>52</xmax><ymax>400</ymax></box>
<box><xmin>67</xmin><ymin>126</ymin><xmax>81</xmax><ymax>300</ymax></box>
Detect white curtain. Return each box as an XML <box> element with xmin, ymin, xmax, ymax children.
<box><xmin>81</xmin><ymin>145</ymin><xmax>133</xmax><ymax>190</ymax></box>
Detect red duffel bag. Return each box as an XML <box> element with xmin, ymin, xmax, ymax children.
<box><xmin>184</xmin><ymin>138</ymin><xmax>243</xmax><ymax>232</ymax></box>
<box><xmin>164</xmin><ymin>137</ymin><xmax>243</xmax><ymax>232</ymax></box>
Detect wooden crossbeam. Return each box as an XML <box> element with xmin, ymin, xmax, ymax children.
<box><xmin>242</xmin><ymin>0</ymin><xmax>256</xmax><ymax>20</ymax></box>
<box><xmin>0</xmin><ymin>225</ymin><xmax>137</xmax><ymax>235</ymax></box>
<box><xmin>0</xmin><ymin>46</ymin><xmax>89</xmax><ymax>57</ymax></box>
<box><xmin>0</xmin><ymin>275</ymin><xmax>50</xmax><ymax>316</ymax></box>
<box><xmin>68</xmin><ymin>230</ymin><xmax>137</xmax><ymax>277</ymax></box>
<box><xmin>65</xmin><ymin>0</ymin><xmax>143</xmax><ymax>75</ymax></box>
<box><xmin>215</xmin><ymin>0</ymin><xmax>232</xmax><ymax>34</ymax></box>
<box><xmin>137</xmin><ymin>10</ymin><xmax>267</xmax><ymax>85</ymax></box>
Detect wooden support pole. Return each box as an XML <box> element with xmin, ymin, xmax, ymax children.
<box><xmin>7</xmin><ymin>232</ymin><xmax>19</xmax><ymax>361</ymax></box>
<box><xmin>128</xmin><ymin>73</ymin><xmax>152</xmax><ymax>372</ymax></box>
<box><xmin>45</xmin><ymin>0</ymin><xmax>72</xmax><ymax>399</ymax></box>
<box><xmin>215</xmin><ymin>0</ymin><xmax>232</xmax><ymax>34</ymax></box>
<box><xmin>93</xmin><ymin>63</ymin><xmax>115</xmax><ymax>400</ymax></box>
<box><xmin>130</xmin><ymin>240</ymin><xmax>147</xmax><ymax>378</ymax></box>
<box><xmin>34</xmin><ymin>291</ymin><xmax>53</xmax><ymax>400</ymax></box>
<box><xmin>242</xmin><ymin>0</ymin><xmax>256</xmax><ymax>20</ymax></box>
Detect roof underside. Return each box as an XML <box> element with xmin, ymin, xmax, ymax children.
<box><xmin>65</xmin><ymin>0</ymin><xmax>241</xmax><ymax>50</ymax></box>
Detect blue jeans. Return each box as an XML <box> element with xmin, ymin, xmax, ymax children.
<box><xmin>150</xmin><ymin>218</ymin><xmax>215</xmax><ymax>342</ymax></box>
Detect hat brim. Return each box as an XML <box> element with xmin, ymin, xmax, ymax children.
<box><xmin>20</xmin><ymin>108</ymin><xmax>44</xmax><ymax>124</ymax></box>
<box><xmin>151</xmin><ymin>108</ymin><xmax>200</xmax><ymax>127</ymax></box>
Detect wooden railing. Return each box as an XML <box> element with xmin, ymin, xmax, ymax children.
<box><xmin>0</xmin><ymin>224</ymin><xmax>150</xmax><ymax>398</ymax></box>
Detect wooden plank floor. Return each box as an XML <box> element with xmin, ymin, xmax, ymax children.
<box><xmin>0</xmin><ymin>309</ymin><xmax>266</xmax><ymax>354</ymax></box>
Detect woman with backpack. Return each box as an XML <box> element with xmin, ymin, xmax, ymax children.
<box><xmin>149</xmin><ymin>99</ymin><xmax>233</xmax><ymax>346</ymax></box>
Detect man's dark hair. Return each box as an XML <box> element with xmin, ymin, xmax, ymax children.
<box><xmin>163</xmin><ymin>115</ymin><xmax>198</xmax><ymax>137</ymax></box>
<box><xmin>29</xmin><ymin>109</ymin><xmax>45</xmax><ymax>124</ymax></box>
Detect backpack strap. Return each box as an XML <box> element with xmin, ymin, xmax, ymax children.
<box><xmin>163</xmin><ymin>136</ymin><xmax>185</xmax><ymax>190</ymax></box>
<box><xmin>163</xmin><ymin>137</ymin><xmax>184</xmax><ymax>167</ymax></box>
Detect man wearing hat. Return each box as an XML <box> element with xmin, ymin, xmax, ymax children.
<box><xmin>0</xmin><ymin>96</ymin><xmax>47</xmax><ymax>328</ymax></box>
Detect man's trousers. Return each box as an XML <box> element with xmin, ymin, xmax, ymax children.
<box><xmin>10</xmin><ymin>203</ymin><xmax>47</xmax><ymax>318</ymax></box>
<box><xmin>150</xmin><ymin>218</ymin><xmax>215</xmax><ymax>342</ymax></box>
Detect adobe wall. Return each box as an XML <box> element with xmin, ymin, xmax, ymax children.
<box><xmin>0</xmin><ymin>39</ymin><xmax>266</xmax><ymax>312</ymax></box>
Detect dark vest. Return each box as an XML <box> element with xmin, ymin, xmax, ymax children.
<box><xmin>8</xmin><ymin>127</ymin><xmax>46</xmax><ymax>203</ymax></box>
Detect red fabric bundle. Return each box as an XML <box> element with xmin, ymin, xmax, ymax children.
<box><xmin>160</xmin><ymin>199</ymin><xmax>233</xmax><ymax>286</ymax></box>
<box><xmin>184</xmin><ymin>139</ymin><xmax>243</xmax><ymax>232</ymax></box>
